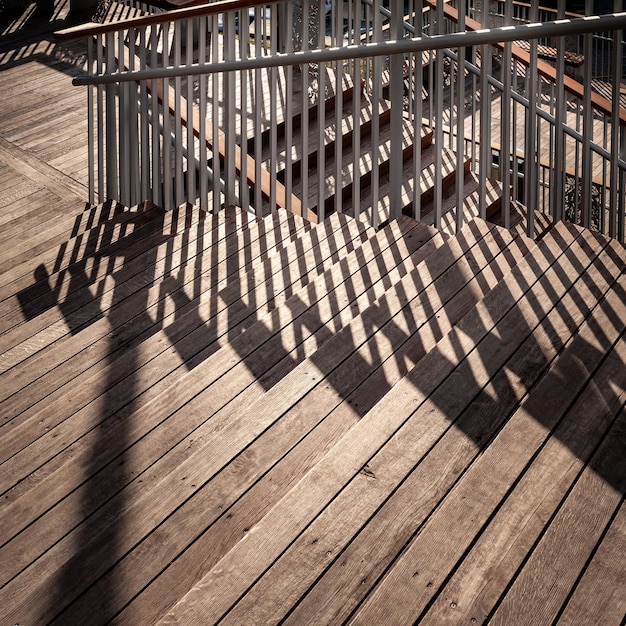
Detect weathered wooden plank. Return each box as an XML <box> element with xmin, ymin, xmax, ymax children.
<box><xmin>152</xmin><ymin>223</ymin><xmax>587</xmax><ymax>624</ymax></box>
<box><xmin>419</xmin><ymin>238</ymin><xmax>626</xmax><ymax>625</ymax></box>
<box><xmin>348</xmin><ymin>261</ymin><xmax>625</xmax><ymax>626</ymax></box>
<box><xmin>0</xmin><ymin>207</ymin><xmax>289</xmax><ymax>438</ymax></box>
<box><xmin>0</xmin><ymin>203</ymin><xmax>204</xmax><ymax>338</ymax></box>
<box><xmin>49</xmin><ymin>219</ymin><xmax>449</xmax><ymax>625</ymax></box>
<box><xmin>488</xmin><ymin>336</ymin><xmax>626</xmax><ymax>624</ymax></box>
<box><xmin>556</xmin><ymin>497</ymin><xmax>626</xmax><ymax>625</ymax></box>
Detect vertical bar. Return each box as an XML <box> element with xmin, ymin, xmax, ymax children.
<box><xmin>501</xmin><ymin>0</ymin><xmax>512</xmax><ymax>230</ymax></box>
<box><xmin>97</xmin><ymin>35</ymin><xmax>105</xmax><ymax>202</ymax></box>
<box><xmin>352</xmin><ymin>0</ymin><xmax>362</xmax><ymax>221</ymax></box>
<box><xmin>162</xmin><ymin>22</ymin><xmax>173</xmax><ymax>210</ymax></box>
<box><xmin>174</xmin><ymin>20</ymin><xmax>184</xmax><ymax>208</ymax></box>
<box><xmin>186</xmin><ymin>18</ymin><xmax>196</xmax><ymax>209</ymax></box>
<box><xmin>317</xmin><ymin>0</ymin><xmax>326</xmax><ymax>223</ymax></box>
<box><xmin>609</xmin><ymin>0</ymin><xmax>623</xmax><ymax>239</ymax></box>
<box><xmin>139</xmin><ymin>27</ymin><xmax>150</xmax><ymax>203</ymax></box>
<box><xmin>150</xmin><ymin>24</ymin><xmax>162</xmax><ymax>209</ymax></box>
<box><xmin>433</xmin><ymin>0</ymin><xmax>444</xmax><ymax>230</ymax></box>
<box><xmin>455</xmin><ymin>0</ymin><xmax>466</xmax><ymax>233</ymax></box>
<box><xmin>284</xmin><ymin>2</ymin><xmax>293</xmax><ymax>215</ymax></box>
<box><xmin>524</xmin><ymin>0</ymin><xmax>538</xmax><ymax>238</ymax></box>
<box><xmin>239</xmin><ymin>10</ymin><xmax>250</xmax><ymax>213</ymax></box>
<box><xmin>413</xmin><ymin>0</ymin><xmax>423</xmax><ymax>221</ymax></box>
<box><xmin>199</xmin><ymin>16</ymin><xmax>208</xmax><ymax>213</ymax></box>
<box><xmin>369</xmin><ymin>0</ymin><xmax>383</xmax><ymax>228</ymax></box>
<box><xmin>87</xmin><ymin>35</ymin><xmax>95</xmax><ymax>205</ymax></box>
<box><xmin>389</xmin><ymin>0</ymin><xmax>404</xmax><ymax>220</ymax></box>
<box><xmin>105</xmin><ymin>31</ymin><xmax>119</xmax><ymax>201</ymax></box>
<box><xmin>552</xmin><ymin>0</ymin><xmax>566</xmax><ymax>225</ymax></box>
<box><xmin>225</xmin><ymin>11</ymin><xmax>237</xmax><ymax>207</ymax></box>
<box><xmin>212</xmin><ymin>13</ymin><xmax>222</xmax><ymax>213</ymax></box>
<box><xmin>334</xmin><ymin>0</ymin><xmax>343</xmax><ymax>215</ymax></box>
<box><xmin>581</xmin><ymin>0</ymin><xmax>594</xmax><ymax>230</ymax></box>
<box><xmin>478</xmin><ymin>0</ymin><xmax>490</xmax><ymax>221</ymax></box>
<box><xmin>269</xmin><ymin>7</ymin><xmax>278</xmax><ymax>212</ymax></box>
<box><xmin>128</xmin><ymin>29</ymin><xmax>140</xmax><ymax>207</ymax></box>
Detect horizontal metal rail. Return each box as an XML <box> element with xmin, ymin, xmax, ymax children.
<box><xmin>73</xmin><ymin>12</ymin><xmax>626</xmax><ymax>87</ymax></box>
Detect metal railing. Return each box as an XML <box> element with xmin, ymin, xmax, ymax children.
<box><xmin>57</xmin><ymin>0</ymin><xmax>626</xmax><ymax>240</ymax></box>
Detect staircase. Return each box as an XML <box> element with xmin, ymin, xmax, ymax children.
<box><xmin>248</xmin><ymin>72</ymin><xmax>503</xmax><ymax>231</ymax></box>
<box><xmin>2</xmin><ymin>192</ymin><xmax>625</xmax><ymax>624</ymax></box>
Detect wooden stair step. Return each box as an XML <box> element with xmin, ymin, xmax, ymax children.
<box><xmin>246</xmin><ymin>69</ymin><xmax>361</xmax><ymax>155</ymax></box>
<box><xmin>344</xmin><ymin>146</ymin><xmax>471</xmax><ymax>228</ymax></box>
<box><xmin>295</xmin><ymin>119</ymin><xmax>434</xmax><ymax>218</ymax></box>
<box><xmin>145</xmin><ymin>220</ymin><xmax>609</xmax><ymax>623</ymax></box>
<box><xmin>264</xmin><ymin>97</ymin><xmax>393</xmax><ymax>179</ymax></box>
<box><xmin>419</xmin><ymin>170</ymin><xmax>503</xmax><ymax>236</ymax></box>
<box><xmin>0</xmin><ymin>215</ymin><xmax>442</xmax><ymax>620</ymax></box>
<box><xmin>95</xmin><ymin>218</ymin><xmax>536</xmax><ymax>625</ymax></box>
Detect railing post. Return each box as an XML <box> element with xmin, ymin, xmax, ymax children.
<box><xmin>105</xmin><ymin>31</ymin><xmax>118</xmax><ymax>202</ymax></box>
<box><xmin>552</xmin><ymin>0</ymin><xmax>566</xmax><ymax>225</ymax></box>
<box><xmin>389</xmin><ymin>0</ymin><xmax>404</xmax><ymax>220</ymax></box>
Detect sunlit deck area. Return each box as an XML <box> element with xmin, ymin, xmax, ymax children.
<box><xmin>1</xmin><ymin>6</ymin><xmax>625</xmax><ymax>625</ymax></box>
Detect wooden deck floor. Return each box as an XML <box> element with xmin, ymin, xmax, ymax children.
<box><xmin>1</xmin><ymin>6</ymin><xmax>626</xmax><ymax>626</ymax></box>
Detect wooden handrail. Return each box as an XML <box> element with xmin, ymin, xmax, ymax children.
<box><xmin>423</xmin><ymin>0</ymin><xmax>626</xmax><ymax>126</ymax></box>
<box><xmin>54</xmin><ymin>0</ymin><xmax>282</xmax><ymax>41</ymax></box>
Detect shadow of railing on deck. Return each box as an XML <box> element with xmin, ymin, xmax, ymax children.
<box><xmin>3</xmin><ymin>188</ymin><xmax>624</xmax><ymax>624</ymax></box>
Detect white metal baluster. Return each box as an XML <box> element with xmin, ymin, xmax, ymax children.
<box><xmin>150</xmin><ymin>24</ymin><xmax>162</xmax><ymax>209</ymax></box>
<box><xmin>389</xmin><ymin>0</ymin><xmax>403</xmax><ymax>221</ymax></box>
<box><xmin>581</xmin><ymin>0</ymin><xmax>594</xmax><ymax>230</ymax></box>
<box><xmin>552</xmin><ymin>0</ymin><xmax>566</xmax><ymax>225</ymax></box>
<box><xmin>173</xmin><ymin>21</ymin><xmax>184</xmax><ymax>207</ymax></box>
<box><xmin>119</xmin><ymin>29</ymin><xmax>130</xmax><ymax>207</ymax></box>
<box><xmin>162</xmin><ymin>22</ymin><xmax>173</xmax><ymax>210</ymax></box>
<box><xmin>301</xmin><ymin>0</ymin><xmax>310</xmax><ymax>221</ymax></box>
<box><xmin>433</xmin><ymin>0</ymin><xmax>444</xmax><ymax>230</ymax></box>
<box><xmin>254</xmin><ymin>6</ymin><xmax>262</xmax><ymax>215</ymax></box>
<box><xmin>369</xmin><ymin>0</ymin><xmax>383</xmax><ymax>228</ymax></box>
<box><xmin>500</xmin><ymin>0</ymin><xmax>511</xmax><ymax>230</ymax></box>
<box><xmin>524</xmin><ymin>0</ymin><xmax>539</xmax><ymax>238</ymax></box>
<box><xmin>413</xmin><ymin>0</ymin><xmax>423</xmax><ymax>222</ymax></box>
<box><xmin>269</xmin><ymin>8</ymin><xmax>278</xmax><ymax>213</ymax></box>
<box><xmin>87</xmin><ymin>35</ymin><xmax>95</xmax><ymax>205</ymax></box>
<box><xmin>186</xmin><ymin>18</ymin><xmax>195</xmax><ymax>209</ymax></box>
<box><xmin>225</xmin><ymin>12</ymin><xmax>237</xmax><ymax>208</ymax></box>
<box><xmin>334</xmin><ymin>0</ymin><xmax>342</xmax><ymax>215</ymax></box>
<box><xmin>97</xmin><ymin>35</ymin><xmax>105</xmax><ymax>202</ymax></box>
<box><xmin>455</xmin><ymin>0</ymin><xmax>466</xmax><ymax>233</ymax></box>
<box><xmin>128</xmin><ymin>29</ymin><xmax>140</xmax><ymax>207</ymax></box>
<box><xmin>317</xmin><ymin>1</ymin><xmax>326</xmax><ymax>223</ymax></box>
<box><xmin>199</xmin><ymin>16</ymin><xmax>208</xmax><ymax>213</ymax></box>
<box><xmin>478</xmin><ymin>0</ymin><xmax>490</xmax><ymax>221</ymax></box>
<box><xmin>610</xmin><ymin>0</ymin><xmax>623</xmax><ymax>239</ymax></box>
<box><xmin>139</xmin><ymin>28</ymin><xmax>150</xmax><ymax>203</ymax></box>
<box><xmin>352</xmin><ymin>0</ymin><xmax>362</xmax><ymax>222</ymax></box>
<box><xmin>212</xmin><ymin>13</ymin><xmax>222</xmax><ymax>213</ymax></box>
<box><xmin>240</xmin><ymin>10</ymin><xmax>250</xmax><ymax>213</ymax></box>
<box><xmin>284</xmin><ymin>3</ymin><xmax>293</xmax><ymax>215</ymax></box>
<box><xmin>105</xmin><ymin>31</ymin><xmax>118</xmax><ymax>201</ymax></box>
